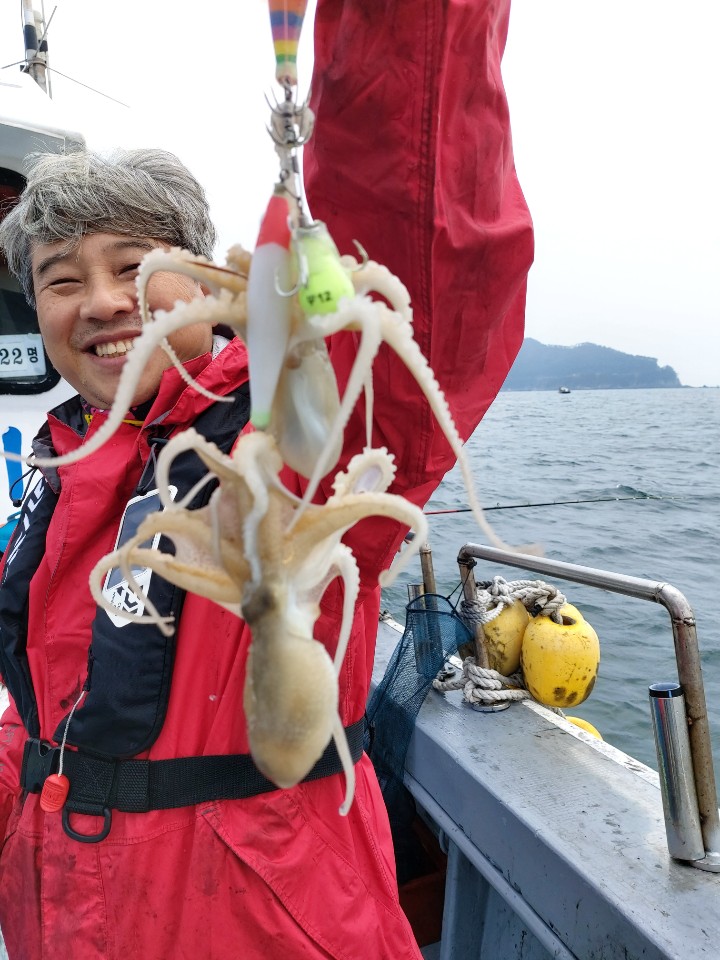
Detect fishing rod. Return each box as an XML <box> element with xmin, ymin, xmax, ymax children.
<box><xmin>425</xmin><ymin>494</ymin><xmax>689</xmax><ymax>516</ymax></box>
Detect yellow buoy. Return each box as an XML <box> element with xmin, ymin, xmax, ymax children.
<box><xmin>482</xmin><ymin>599</ymin><xmax>530</xmax><ymax>675</ymax></box>
<box><xmin>559</xmin><ymin>602</ymin><xmax>584</xmax><ymax>623</ymax></box>
<box><xmin>520</xmin><ymin>606</ymin><xmax>600</xmax><ymax>708</ymax></box>
<box><xmin>565</xmin><ymin>716</ymin><xmax>603</xmax><ymax>740</ymax></box>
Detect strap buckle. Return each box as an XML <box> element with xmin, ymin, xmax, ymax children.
<box><xmin>21</xmin><ymin>738</ymin><xmax>60</xmax><ymax>793</ymax></box>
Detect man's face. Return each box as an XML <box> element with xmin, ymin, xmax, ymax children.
<box><xmin>31</xmin><ymin>232</ymin><xmax>213</xmax><ymax>409</ymax></box>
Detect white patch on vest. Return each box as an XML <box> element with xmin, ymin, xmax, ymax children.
<box><xmin>103</xmin><ymin>567</ymin><xmax>155</xmax><ymax>627</ymax></box>
<box><xmin>102</xmin><ymin>486</ymin><xmax>177</xmax><ymax>628</ymax></box>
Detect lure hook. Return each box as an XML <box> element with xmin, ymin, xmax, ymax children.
<box><xmin>274</xmin><ymin>239</ymin><xmax>308</xmax><ymax>298</ymax></box>
<box><xmin>350</xmin><ymin>241</ymin><xmax>369</xmax><ymax>271</ymax></box>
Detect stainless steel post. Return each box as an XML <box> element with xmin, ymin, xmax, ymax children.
<box><xmin>456</xmin><ymin>543</ymin><xmax>720</xmax><ymax>868</ymax></box>
<box><xmin>649</xmin><ymin>683</ymin><xmax>705</xmax><ymax>862</ymax></box>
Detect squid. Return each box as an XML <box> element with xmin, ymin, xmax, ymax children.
<box><xmin>90</xmin><ymin>430</ymin><xmax>427</xmax><ymax>814</ymax></box>
<box><xmin>2</xmin><ymin>27</ymin><xmax>536</xmax><ymax>817</ymax></box>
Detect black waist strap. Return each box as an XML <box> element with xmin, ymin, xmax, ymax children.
<box><xmin>22</xmin><ymin>719</ymin><xmax>365</xmax><ymax>842</ymax></box>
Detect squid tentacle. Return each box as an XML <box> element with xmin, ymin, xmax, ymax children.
<box><xmin>136</xmin><ymin>247</ymin><xmax>248</xmax><ymax>325</ymax></box>
<box><xmin>290</xmin><ymin>492</ymin><xmax>428</xmax><ymax>587</ymax></box>
<box><xmin>343</xmin><ymin>256</ymin><xmax>413</xmax><ymax>320</ymax></box>
<box><xmin>134</xmin><ymin>509</ymin><xmax>248</xmax><ymax>600</ymax></box>
<box><xmin>89</xmin><ymin>540</ymin><xmax>176</xmax><ymax>637</ymax></box>
<box><xmin>136</xmin><ymin>247</ymin><xmax>249</xmax><ymax>405</ymax></box>
<box><xmin>13</xmin><ymin>298</ymin><xmax>241</xmax><ymax>470</ymax></box>
<box><xmin>377</xmin><ymin>311</ymin><xmax>542</xmax><ymax>555</ymax></box>
<box><xmin>332</xmin><ymin>447</ymin><xmax>397</xmax><ymax>498</ymax></box>
<box><xmin>159</xmin><ymin>336</ymin><xmax>232</xmax><ymax>405</ymax></box>
<box><xmin>287</xmin><ymin>296</ymin><xmax>385</xmax><ymax>524</ymax></box>
<box><xmin>332</xmin><ymin>714</ymin><xmax>356</xmax><ymax>817</ymax></box>
<box><xmin>324</xmin><ymin>543</ymin><xmax>360</xmax><ymax>675</ymax></box>
<box><xmin>154</xmin><ymin>428</ymin><xmax>237</xmax><ymax>510</ymax></box>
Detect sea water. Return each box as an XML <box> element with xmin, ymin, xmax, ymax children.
<box><xmin>381</xmin><ymin>387</ymin><xmax>720</xmax><ymax>774</ymax></box>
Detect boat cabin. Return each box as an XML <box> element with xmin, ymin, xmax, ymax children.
<box><xmin>0</xmin><ymin>71</ymin><xmax>84</xmax><ymax>539</ymax></box>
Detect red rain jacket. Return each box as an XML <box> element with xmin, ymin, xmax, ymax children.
<box><xmin>0</xmin><ymin>1</ymin><xmax>532</xmax><ymax>957</ymax></box>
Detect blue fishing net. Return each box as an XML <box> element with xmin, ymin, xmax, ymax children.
<box><xmin>366</xmin><ymin>594</ymin><xmax>473</xmax><ymax>880</ymax></box>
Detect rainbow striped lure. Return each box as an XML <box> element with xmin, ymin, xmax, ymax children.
<box><xmin>269</xmin><ymin>0</ymin><xmax>309</xmax><ymax>87</ymax></box>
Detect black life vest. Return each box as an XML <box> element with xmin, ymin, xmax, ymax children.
<box><xmin>0</xmin><ymin>382</ymin><xmax>251</xmax><ymax>757</ymax></box>
<box><xmin>2</xmin><ymin>383</ymin><xmax>363</xmax><ymax>840</ymax></box>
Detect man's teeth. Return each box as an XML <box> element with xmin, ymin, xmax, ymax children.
<box><xmin>95</xmin><ymin>339</ymin><xmax>135</xmax><ymax>358</ymax></box>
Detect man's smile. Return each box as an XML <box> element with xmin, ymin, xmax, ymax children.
<box><xmin>93</xmin><ymin>338</ymin><xmax>137</xmax><ymax>358</ymax></box>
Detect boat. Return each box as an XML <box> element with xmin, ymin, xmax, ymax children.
<box><xmin>0</xmin><ymin>8</ymin><xmax>83</xmax><ymax>549</ymax></box>
<box><xmin>374</xmin><ymin>540</ymin><xmax>720</xmax><ymax>959</ymax></box>
<box><xmin>2</xmin><ymin>8</ymin><xmax>719</xmax><ymax>960</ymax></box>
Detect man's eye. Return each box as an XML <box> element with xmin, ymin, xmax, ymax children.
<box><xmin>48</xmin><ymin>277</ymin><xmax>79</xmax><ymax>287</ymax></box>
<box><xmin>121</xmin><ymin>263</ymin><xmax>141</xmax><ymax>275</ymax></box>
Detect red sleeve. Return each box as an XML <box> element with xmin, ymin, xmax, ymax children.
<box><xmin>304</xmin><ymin>0</ymin><xmax>533</xmax><ymax>526</ymax></box>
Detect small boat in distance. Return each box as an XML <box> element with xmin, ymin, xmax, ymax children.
<box><xmin>558</xmin><ymin>386</ymin><xmax>571</xmax><ymax>394</ymax></box>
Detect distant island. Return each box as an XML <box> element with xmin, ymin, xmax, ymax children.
<box><xmin>502</xmin><ymin>338</ymin><xmax>682</xmax><ymax>391</ymax></box>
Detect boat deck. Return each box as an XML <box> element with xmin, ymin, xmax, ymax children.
<box><xmin>374</xmin><ymin>617</ymin><xmax>720</xmax><ymax>960</ymax></box>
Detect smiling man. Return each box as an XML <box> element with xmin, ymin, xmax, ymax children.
<box><xmin>0</xmin><ymin>3</ymin><xmax>533</xmax><ymax>957</ymax></box>
<box><xmin>32</xmin><ymin>232</ymin><xmax>211</xmax><ymax>408</ymax></box>
<box><xmin>6</xmin><ymin>150</ymin><xmax>215</xmax><ymax>411</ymax></box>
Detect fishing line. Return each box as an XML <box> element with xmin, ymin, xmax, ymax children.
<box><xmin>42</xmin><ymin>66</ymin><xmax>130</xmax><ymax>107</ymax></box>
<box><xmin>425</xmin><ymin>494</ymin><xmax>689</xmax><ymax>516</ymax></box>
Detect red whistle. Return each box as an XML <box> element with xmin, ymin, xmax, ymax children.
<box><xmin>40</xmin><ymin>773</ymin><xmax>70</xmax><ymax>813</ymax></box>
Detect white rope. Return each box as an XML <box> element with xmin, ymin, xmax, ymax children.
<box><xmin>432</xmin><ymin>657</ymin><xmax>531</xmax><ymax>705</ymax></box>
<box><xmin>446</xmin><ymin>576</ymin><xmax>571</xmax><ymax>709</ymax></box>
<box><xmin>460</xmin><ymin>575</ymin><xmax>567</xmax><ymax>629</ymax></box>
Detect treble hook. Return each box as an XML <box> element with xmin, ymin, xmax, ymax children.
<box><xmin>275</xmin><ymin>221</ymin><xmax>309</xmax><ymax>297</ymax></box>
<box><xmin>350</xmin><ymin>241</ymin><xmax>369</xmax><ymax>271</ymax></box>
<box><xmin>274</xmin><ymin>254</ymin><xmax>308</xmax><ymax>298</ymax></box>
<box><xmin>265</xmin><ymin>87</ymin><xmax>315</xmax><ymax>150</ymax></box>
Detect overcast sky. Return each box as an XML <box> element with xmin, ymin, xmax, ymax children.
<box><xmin>2</xmin><ymin>1</ymin><xmax>718</xmax><ymax>386</ymax></box>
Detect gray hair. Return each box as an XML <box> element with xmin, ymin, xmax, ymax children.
<box><xmin>0</xmin><ymin>148</ymin><xmax>217</xmax><ymax>306</ymax></box>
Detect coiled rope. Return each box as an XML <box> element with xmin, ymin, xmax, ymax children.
<box><xmin>461</xmin><ymin>575</ymin><xmax>567</xmax><ymax>625</ymax></box>
<box><xmin>433</xmin><ymin>576</ymin><xmax>568</xmax><ymax>709</ymax></box>
<box><xmin>432</xmin><ymin>658</ymin><xmax>530</xmax><ymax>706</ymax></box>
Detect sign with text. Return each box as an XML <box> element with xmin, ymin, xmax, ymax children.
<box><xmin>0</xmin><ymin>334</ymin><xmax>46</xmax><ymax>379</ymax></box>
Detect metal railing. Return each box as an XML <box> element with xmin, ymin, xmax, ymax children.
<box><xmin>456</xmin><ymin>541</ymin><xmax>720</xmax><ymax>871</ymax></box>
